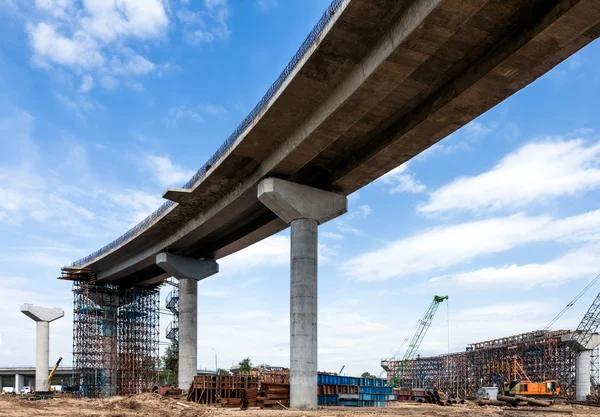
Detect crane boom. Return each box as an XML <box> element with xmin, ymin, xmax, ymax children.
<box><xmin>48</xmin><ymin>357</ymin><xmax>62</xmax><ymax>387</ymax></box>
<box><xmin>389</xmin><ymin>295</ymin><xmax>448</xmax><ymax>387</ymax></box>
<box><xmin>572</xmin><ymin>291</ymin><xmax>600</xmax><ymax>351</ymax></box>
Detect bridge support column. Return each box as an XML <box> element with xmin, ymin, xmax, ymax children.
<box><xmin>20</xmin><ymin>304</ymin><xmax>64</xmax><ymax>392</ymax></box>
<box><xmin>576</xmin><ymin>349</ymin><xmax>592</xmax><ymax>401</ymax></box>
<box><xmin>15</xmin><ymin>374</ymin><xmax>23</xmax><ymax>393</ymax></box>
<box><xmin>568</xmin><ymin>334</ymin><xmax>600</xmax><ymax>401</ymax></box>
<box><xmin>156</xmin><ymin>252</ymin><xmax>219</xmax><ymax>390</ymax></box>
<box><xmin>258</xmin><ymin>178</ymin><xmax>347</xmax><ymax>410</ymax></box>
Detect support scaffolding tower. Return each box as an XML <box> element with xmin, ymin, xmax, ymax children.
<box><xmin>62</xmin><ymin>267</ymin><xmax>160</xmax><ymax>398</ymax></box>
<box><xmin>383</xmin><ymin>330</ymin><xmax>598</xmax><ymax>399</ymax></box>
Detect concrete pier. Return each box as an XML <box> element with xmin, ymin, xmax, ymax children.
<box><xmin>20</xmin><ymin>304</ymin><xmax>64</xmax><ymax>392</ymax></box>
<box><xmin>576</xmin><ymin>349</ymin><xmax>592</xmax><ymax>401</ymax></box>
<box><xmin>258</xmin><ymin>178</ymin><xmax>347</xmax><ymax>410</ymax></box>
<box><xmin>156</xmin><ymin>252</ymin><xmax>219</xmax><ymax>390</ymax></box>
<box><xmin>290</xmin><ymin>218</ymin><xmax>319</xmax><ymax>409</ymax></box>
<box><xmin>179</xmin><ymin>278</ymin><xmax>198</xmax><ymax>390</ymax></box>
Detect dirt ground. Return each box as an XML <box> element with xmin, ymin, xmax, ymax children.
<box><xmin>1</xmin><ymin>394</ymin><xmax>600</xmax><ymax>417</ymax></box>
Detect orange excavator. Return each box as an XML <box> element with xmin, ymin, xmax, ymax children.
<box><xmin>502</xmin><ymin>357</ymin><xmax>559</xmax><ymax>397</ymax></box>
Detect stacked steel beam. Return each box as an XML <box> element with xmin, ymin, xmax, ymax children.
<box><xmin>318</xmin><ymin>373</ymin><xmax>397</xmax><ymax>407</ymax></box>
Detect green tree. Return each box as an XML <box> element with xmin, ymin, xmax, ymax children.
<box><xmin>161</xmin><ymin>344</ymin><xmax>178</xmax><ymax>385</ymax></box>
<box><xmin>217</xmin><ymin>369</ymin><xmax>230</xmax><ymax>376</ymax></box>
<box><xmin>238</xmin><ymin>357</ymin><xmax>252</xmax><ymax>373</ymax></box>
<box><xmin>361</xmin><ymin>372</ymin><xmax>374</xmax><ymax>378</ymax></box>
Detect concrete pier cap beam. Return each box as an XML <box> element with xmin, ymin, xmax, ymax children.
<box><xmin>257</xmin><ymin>177</ymin><xmax>347</xmax><ymax>225</ymax></box>
<box><xmin>258</xmin><ymin>178</ymin><xmax>347</xmax><ymax>410</ymax></box>
<box><xmin>156</xmin><ymin>253</ymin><xmax>219</xmax><ymax>391</ymax></box>
<box><xmin>562</xmin><ymin>333</ymin><xmax>600</xmax><ymax>401</ymax></box>
<box><xmin>20</xmin><ymin>304</ymin><xmax>64</xmax><ymax>392</ymax></box>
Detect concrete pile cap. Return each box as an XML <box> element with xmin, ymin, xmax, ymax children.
<box><xmin>20</xmin><ymin>304</ymin><xmax>64</xmax><ymax>322</ymax></box>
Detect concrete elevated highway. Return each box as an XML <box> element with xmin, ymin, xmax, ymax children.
<box><xmin>66</xmin><ymin>0</ymin><xmax>600</xmax><ymax>409</ymax></box>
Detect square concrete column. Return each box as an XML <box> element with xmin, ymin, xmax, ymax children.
<box><xmin>20</xmin><ymin>304</ymin><xmax>64</xmax><ymax>392</ymax></box>
<box><xmin>156</xmin><ymin>252</ymin><xmax>218</xmax><ymax>390</ymax></box>
<box><xmin>15</xmin><ymin>374</ymin><xmax>24</xmax><ymax>394</ymax></box>
<box><xmin>258</xmin><ymin>178</ymin><xmax>347</xmax><ymax>410</ymax></box>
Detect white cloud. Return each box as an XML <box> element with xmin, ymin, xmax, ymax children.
<box><xmin>79</xmin><ymin>74</ymin><xmax>95</xmax><ymax>92</ymax></box>
<box><xmin>336</xmin><ymin>220</ymin><xmax>360</xmax><ymax>235</ymax></box>
<box><xmin>110</xmin><ymin>54</ymin><xmax>155</xmax><ymax>75</ymax></box>
<box><xmin>102</xmin><ymin>190</ymin><xmax>164</xmax><ymax>225</ymax></box>
<box><xmin>220</xmin><ymin>235</ymin><xmax>289</xmax><ymax>270</ymax></box>
<box><xmin>29</xmin><ymin>23</ymin><xmax>105</xmax><ymax>69</ymax></box>
<box><xmin>322</xmin><ymin>232</ymin><xmax>343</xmax><ymax>240</ymax></box>
<box><xmin>55</xmin><ymin>93</ymin><xmax>94</xmax><ymax>117</ymax></box>
<box><xmin>166</xmin><ymin>104</ymin><xmax>228</xmax><ymax>123</ymax></box>
<box><xmin>379</xmin><ymin>164</ymin><xmax>426</xmax><ymax>194</ymax></box>
<box><xmin>27</xmin><ymin>0</ymin><xmax>169</xmax><ymax>89</ymax></box>
<box><xmin>179</xmin><ymin>0</ymin><xmax>231</xmax><ymax>45</ymax></box>
<box><xmin>341</xmin><ymin>210</ymin><xmax>600</xmax><ymax>282</ymax></box>
<box><xmin>80</xmin><ymin>0</ymin><xmax>168</xmax><ymax>43</ymax></box>
<box><xmin>463</xmin><ymin>120</ymin><xmax>495</xmax><ymax>139</ymax></box>
<box><xmin>140</xmin><ymin>155</ymin><xmax>195</xmax><ymax>188</ymax></box>
<box><xmin>167</xmin><ymin>106</ymin><xmax>202</xmax><ymax>121</ymax></box>
<box><xmin>100</xmin><ymin>75</ymin><xmax>118</xmax><ymax>89</ymax></box>
<box><xmin>256</xmin><ymin>0</ymin><xmax>278</xmax><ymax>11</ymax></box>
<box><xmin>419</xmin><ymin>139</ymin><xmax>600</xmax><ymax>215</ymax></box>
<box><xmin>35</xmin><ymin>0</ymin><xmax>75</xmax><ymax>20</ymax></box>
<box><xmin>200</xmin><ymin>104</ymin><xmax>227</xmax><ymax>118</ymax></box>
<box><xmin>451</xmin><ymin>245</ymin><xmax>600</xmax><ymax>289</ymax></box>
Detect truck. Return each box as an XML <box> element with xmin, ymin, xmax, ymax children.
<box><xmin>20</xmin><ymin>386</ymin><xmax>32</xmax><ymax>394</ymax></box>
<box><xmin>1</xmin><ymin>387</ymin><xmax>15</xmax><ymax>394</ymax></box>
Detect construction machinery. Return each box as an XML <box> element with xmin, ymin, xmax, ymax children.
<box><xmin>501</xmin><ymin>357</ymin><xmax>559</xmax><ymax>397</ymax></box>
<box><xmin>381</xmin><ymin>295</ymin><xmax>448</xmax><ymax>387</ymax></box>
<box><xmin>48</xmin><ymin>357</ymin><xmax>62</xmax><ymax>390</ymax></box>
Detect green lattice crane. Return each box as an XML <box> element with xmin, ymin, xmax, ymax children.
<box><xmin>387</xmin><ymin>295</ymin><xmax>448</xmax><ymax>388</ymax></box>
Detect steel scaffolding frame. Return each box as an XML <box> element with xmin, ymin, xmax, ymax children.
<box><xmin>117</xmin><ymin>287</ymin><xmax>160</xmax><ymax>395</ymax></box>
<box><xmin>384</xmin><ymin>330</ymin><xmax>587</xmax><ymax>399</ymax></box>
<box><xmin>65</xmin><ymin>268</ymin><xmax>160</xmax><ymax>397</ymax></box>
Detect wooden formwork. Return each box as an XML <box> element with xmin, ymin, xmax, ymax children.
<box><xmin>187</xmin><ymin>372</ymin><xmax>290</xmax><ymax>408</ymax></box>
<box><xmin>187</xmin><ymin>374</ymin><xmax>259</xmax><ymax>407</ymax></box>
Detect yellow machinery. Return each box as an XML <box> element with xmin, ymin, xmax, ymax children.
<box><xmin>502</xmin><ymin>357</ymin><xmax>559</xmax><ymax>397</ymax></box>
<box><xmin>48</xmin><ymin>357</ymin><xmax>62</xmax><ymax>390</ymax></box>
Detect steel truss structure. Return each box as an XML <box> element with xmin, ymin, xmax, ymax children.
<box><xmin>64</xmin><ymin>268</ymin><xmax>159</xmax><ymax>397</ymax></box>
<box><xmin>384</xmin><ymin>330</ymin><xmax>600</xmax><ymax>399</ymax></box>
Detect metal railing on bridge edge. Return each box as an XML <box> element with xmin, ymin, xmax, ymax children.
<box><xmin>72</xmin><ymin>0</ymin><xmax>345</xmax><ymax>268</ymax></box>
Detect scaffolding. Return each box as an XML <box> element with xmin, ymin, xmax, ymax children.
<box><xmin>63</xmin><ymin>267</ymin><xmax>160</xmax><ymax>397</ymax></box>
<box><xmin>383</xmin><ymin>330</ymin><xmax>597</xmax><ymax>399</ymax></box>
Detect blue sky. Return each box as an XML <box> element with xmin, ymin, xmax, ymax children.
<box><xmin>1</xmin><ymin>0</ymin><xmax>600</xmax><ymax>378</ymax></box>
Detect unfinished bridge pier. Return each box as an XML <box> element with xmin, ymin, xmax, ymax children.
<box><xmin>564</xmin><ymin>334</ymin><xmax>600</xmax><ymax>401</ymax></box>
<box><xmin>20</xmin><ymin>304</ymin><xmax>64</xmax><ymax>392</ymax></box>
<box><xmin>156</xmin><ymin>252</ymin><xmax>219</xmax><ymax>390</ymax></box>
<box><xmin>258</xmin><ymin>178</ymin><xmax>347</xmax><ymax>410</ymax></box>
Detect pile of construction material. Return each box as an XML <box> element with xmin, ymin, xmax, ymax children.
<box><xmin>417</xmin><ymin>389</ymin><xmax>464</xmax><ymax>406</ymax></box>
<box><xmin>186</xmin><ymin>374</ymin><xmax>258</xmax><ymax>407</ymax></box>
<box><xmin>186</xmin><ymin>371</ymin><xmax>290</xmax><ymax>408</ymax></box>
<box><xmin>257</xmin><ymin>383</ymin><xmax>289</xmax><ymax>409</ymax></box>
<box><xmin>317</xmin><ymin>373</ymin><xmax>397</xmax><ymax>407</ymax></box>
<box><xmin>477</xmin><ymin>395</ymin><xmax>552</xmax><ymax>408</ymax></box>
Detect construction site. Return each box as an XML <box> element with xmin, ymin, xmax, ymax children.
<box><xmin>3</xmin><ymin>0</ymin><xmax>600</xmax><ymax>415</ymax></box>
<box><xmin>5</xmin><ymin>263</ymin><xmax>600</xmax><ymax>416</ymax></box>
